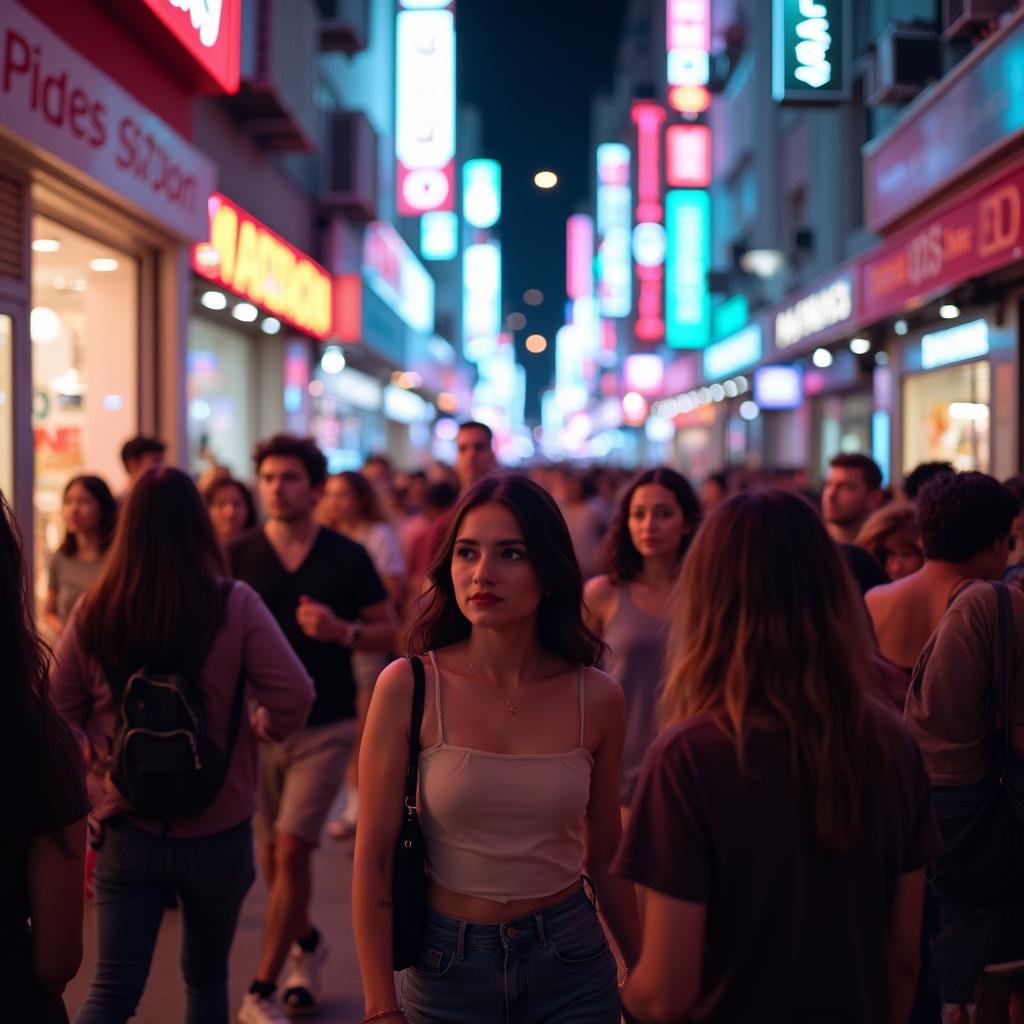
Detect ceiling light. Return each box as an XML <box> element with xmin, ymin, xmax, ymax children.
<box><xmin>939</xmin><ymin>303</ymin><xmax>960</xmax><ymax>320</ymax></box>
<box><xmin>533</xmin><ymin>171</ymin><xmax>558</xmax><ymax>189</ymax></box>
<box><xmin>811</xmin><ymin>348</ymin><xmax>833</xmax><ymax>368</ymax></box>
<box><xmin>200</xmin><ymin>290</ymin><xmax>228</xmax><ymax>310</ymax></box>
<box><xmin>89</xmin><ymin>257</ymin><xmax>119</xmax><ymax>272</ymax></box>
<box><xmin>525</xmin><ymin>334</ymin><xmax>547</xmax><ymax>353</ymax></box>
<box><xmin>32</xmin><ymin>238</ymin><xmax>61</xmax><ymax>253</ymax></box>
<box><xmin>739</xmin><ymin>248</ymin><xmax>785</xmax><ymax>279</ymax></box>
<box><xmin>193</xmin><ymin>244</ymin><xmax>221</xmax><ymax>269</ymax></box>
<box><xmin>849</xmin><ymin>337</ymin><xmax>871</xmax><ymax>355</ymax></box>
<box><xmin>231</xmin><ymin>302</ymin><xmax>259</xmax><ymax>322</ymax></box>
<box><xmin>30</xmin><ymin>306</ymin><xmax>61</xmax><ymax>344</ymax></box>
<box><xmin>949</xmin><ymin>402</ymin><xmax>990</xmax><ymax>421</ymax></box>
<box><xmin>894</xmin><ymin>319</ymin><xmax>909</xmax><ymax>336</ymax></box>
<box><xmin>320</xmin><ymin>346</ymin><xmax>346</xmax><ymax>374</ymax></box>
<box><xmin>260</xmin><ymin>317</ymin><xmax>282</xmax><ymax>335</ymax></box>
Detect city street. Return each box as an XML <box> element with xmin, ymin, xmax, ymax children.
<box><xmin>64</xmin><ymin>819</ymin><xmax>365</xmax><ymax>1024</ymax></box>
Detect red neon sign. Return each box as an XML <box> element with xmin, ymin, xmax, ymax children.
<box><xmin>666</xmin><ymin>125</ymin><xmax>711</xmax><ymax>189</ymax></box>
<box><xmin>631</xmin><ymin>102</ymin><xmax>666</xmax><ymax>223</ymax></box>
<box><xmin>140</xmin><ymin>0</ymin><xmax>241</xmax><ymax>93</ymax></box>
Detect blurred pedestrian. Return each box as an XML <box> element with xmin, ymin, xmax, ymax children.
<box><xmin>905</xmin><ymin>579</ymin><xmax>1024</xmax><ymax>1019</ymax></box>
<box><xmin>584</xmin><ymin>468</ymin><xmax>701</xmax><ymax>818</ymax></box>
<box><xmin>821</xmin><ymin>453</ymin><xmax>885</xmax><ymax>544</ymax></box>
<box><xmin>53</xmin><ymin>467</ymin><xmax>314</xmax><ymax>1024</ymax></box>
<box><xmin>318</xmin><ymin>470</ymin><xmax>407</xmax><ymax>841</ymax></box>
<box><xmin>903</xmin><ymin>461</ymin><xmax>955</xmax><ymax>501</ymax></box>
<box><xmin>353</xmin><ymin>473</ymin><xmax>640</xmax><ymax>1024</ymax></box>
<box><xmin>867</xmin><ymin>473</ymin><xmax>1017</xmax><ymax>674</ymax></box>
<box><xmin>1003</xmin><ymin>476</ymin><xmax>1024</xmax><ymax>581</ymax></box>
<box><xmin>0</xmin><ymin>490</ymin><xmax>89</xmax><ymax>1021</ymax></box>
<box><xmin>698</xmin><ymin>471</ymin><xmax>728</xmax><ymax>516</ymax></box>
<box><xmin>44</xmin><ymin>475</ymin><xmax>117</xmax><ymax>637</ymax></box>
<box><xmin>616</xmin><ymin>490</ymin><xmax>941</xmax><ymax>1024</ymax></box>
<box><xmin>555</xmin><ymin>465</ymin><xmax>605</xmax><ymax>581</ymax></box>
<box><xmin>229</xmin><ymin>435</ymin><xmax>396</xmax><ymax>1021</ymax></box>
<box><xmin>204</xmin><ymin>476</ymin><xmax>256</xmax><ymax>548</ymax></box>
<box><xmin>119</xmin><ymin>436</ymin><xmax>166</xmax><ymax>491</ymax></box>
<box><xmin>855</xmin><ymin>502</ymin><xmax>924</xmax><ymax>582</ymax></box>
<box><xmin>453</xmin><ymin>421</ymin><xmax>497</xmax><ymax>493</ymax></box>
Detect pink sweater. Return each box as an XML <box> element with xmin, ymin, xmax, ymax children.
<box><xmin>53</xmin><ymin>580</ymin><xmax>315</xmax><ymax>838</ymax></box>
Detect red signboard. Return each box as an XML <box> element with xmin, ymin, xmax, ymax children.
<box><xmin>666</xmin><ymin>124</ymin><xmax>711</xmax><ymax>189</ymax></box>
<box><xmin>860</xmin><ymin>159</ymin><xmax>1024</xmax><ymax>323</ymax></box>
<box><xmin>139</xmin><ymin>0</ymin><xmax>241</xmax><ymax>93</ymax></box>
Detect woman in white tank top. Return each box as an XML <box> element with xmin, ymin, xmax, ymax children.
<box><xmin>353</xmin><ymin>473</ymin><xmax>640</xmax><ymax>1024</ymax></box>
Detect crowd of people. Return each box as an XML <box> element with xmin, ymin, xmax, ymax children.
<box><xmin>4</xmin><ymin>423</ymin><xmax>1024</xmax><ymax>1023</ymax></box>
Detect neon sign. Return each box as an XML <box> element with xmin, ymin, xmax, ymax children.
<box><xmin>632</xmin><ymin>102</ymin><xmax>667</xmax><ymax>342</ymax></box>
<box><xmin>772</xmin><ymin>0</ymin><xmax>849</xmax><ymax>103</ymax></box>
<box><xmin>420</xmin><ymin>211</ymin><xmax>458</xmax><ymax>261</ymax></box>
<box><xmin>665</xmin><ymin>190</ymin><xmax>710</xmax><ymax>349</ymax></box>
<box><xmin>595</xmin><ymin>143</ymin><xmax>631</xmax><ymax>318</ymax></box>
<box><xmin>567</xmin><ymin>215</ymin><xmax>594</xmax><ymax>300</ymax></box>
<box><xmin>396</xmin><ymin>9</ymin><xmax>455</xmax><ymax>215</ymax></box>
<box><xmin>463</xmin><ymin>241</ymin><xmax>501</xmax><ymax>362</ymax></box>
<box><xmin>666</xmin><ymin>0</ymin><xmax>710</xmax><ymax>113</ymax></box>
<box><xmin>192</xmin><ymin>193</ymin><xmax>333</xmax><ymax>339</ymax></box>
<box><xmin>362</xmin><ymin>221</ymin><xmax>436</xmax><ymax>334</ymax></box>
<box><xmin>463</xmin><ymin>159</ymin><xmax>501</xmax><ymax>229</ymax></box>
<box><xmin>140</xmin><ymin>0</ymin><xmax>241</xmax><ymax>93</ymax></box>
<box><xmin>666</xmin><ymin>125</ymin><xmax>711</xmax><ymax>189</ymax></box>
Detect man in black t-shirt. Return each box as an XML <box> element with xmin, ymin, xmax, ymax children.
<box><xmin>230</xmin><ymin>435</ymin><xmax>394</xmax><ymax>1024</ymax></box>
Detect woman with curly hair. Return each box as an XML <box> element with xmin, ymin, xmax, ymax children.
<box><xmin>855</xmin><ymin>502</ymin><xmax>923</xmax><ymax>582</ymax></box>
<box><xmin>583</xmin><ymin>468</ymin><xmax>701</xmax><ymax>816</ymax></box>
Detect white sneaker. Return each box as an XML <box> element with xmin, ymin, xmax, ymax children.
<box><xmin>237</xmin><ymin>991</ymin><xmax>290</xmax><ymax>1024</ymax></box>
<box><xmin>281</xmin><ymin>935</ymin><xmax>330</xmax><ymax>1017</ymax></box>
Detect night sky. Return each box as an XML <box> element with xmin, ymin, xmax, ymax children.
<box><xmin>458</xmin><ymin>0</ymin><xmax>627</xmax><ymax>420</ymax></box>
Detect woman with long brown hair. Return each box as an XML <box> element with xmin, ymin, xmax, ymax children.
<box><xmin>53</xmin><ymin>467</ymin><xmax>314</xmax><ymax>1024</ymax></box>
<box><xmin>353</xmin><ymin>473</ymin><xmax>639</xmax><ymax>1024</ymax></box>
<box><xmin>615</xmin><ymin>491</ymin><xmax>940</xmax><ymax>1024</ymax></box>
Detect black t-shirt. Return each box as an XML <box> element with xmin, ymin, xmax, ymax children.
<box><xmin>614</xmin><ymin>708</ymin><xmax>941</xmax><ymax>1023</ymax></box>
<box><xmin>229</xmin><ymin>526</ymin><xmax>387</xmax><ymax>726</ymax></box>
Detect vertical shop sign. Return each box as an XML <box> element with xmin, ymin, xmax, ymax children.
<box><xmin>665</xmin><ymin>190</ymin><xmax>711</xmax><ymax>349</ymax></box>
<box><xmin>666</xmin><ymin>0</ymin><xmax>710</xmax><ymax>114</ymax></box>
<box><xmin>395</xmin><ymin>8</ymin><xmax>456</xmax><ymax>215</ymax></box>
<box><xmin>772</xmin><ymin>0</ymin><xmax>850</xmax><ymax>103</ymax></box>
<box><xmin>595</xmin><ymin>143</ymin><xmax>632</xmax><ymax>318</ymax></box>
<box><xmin>631</xmin><ymin>102</ymin><xmax>667</xmax><ymax>342</ymax></box>
<box><xmin>566</xmin><ymin>215</ymin><xmax>594</xmax><ymax>300</ymax></box>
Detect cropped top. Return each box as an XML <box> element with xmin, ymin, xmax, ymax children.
<box><xmin>418</xmin><ymin>651</ymin><xmax>594</xmax><ymax>904</ymax></box>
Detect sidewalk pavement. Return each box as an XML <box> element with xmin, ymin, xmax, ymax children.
<box><xmin>64</xmin><ymin>829</ymin><xmax>365</xmax><ymax>1023</ymax></box>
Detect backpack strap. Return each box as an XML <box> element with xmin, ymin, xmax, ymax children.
<box><xmin>405</xmin><ymin>657</ymin><xmax>426</xmax><ymax>810</ymax></box>
<box><xmin>992</xmin><ymin>581</ymin><xmax>1016</xmax><ymax>774</ymax></box>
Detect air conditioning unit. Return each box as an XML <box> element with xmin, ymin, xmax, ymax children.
<box><xmin>321</xmin><ymin>111</ymin><xmax>378</xmax><ymax>223</ymax></box>
<box><xmin>865</xmin><ymin>25</ymin><xmax>941</xmax><ymax>107</ymax></box>
<box><xmin>318</xmin><ymin>0</ymin><xmax>369</xmax><ymax>55</ymax></box>
<box><xmin>942</xmin><ymin>0</ymin><xmax>1015</xmax><ymax>41</ymax></box>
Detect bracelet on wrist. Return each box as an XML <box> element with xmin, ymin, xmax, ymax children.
<box><xmin>362</xmin><ymin>1008</ymin><xmax>403</xmax><ymax>1023</ymax></box>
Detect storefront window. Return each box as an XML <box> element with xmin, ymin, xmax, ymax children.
<box><xmin>903</xmin><ymin>361</ymin><xmax>990</xmax><ymax>474</ymax></box>
<box><xmin>811</xmin><ymin>391</ymin><xmax>873</xmax><ymax>481</ymax></box>
<box><xmin>0</xmin><ymin>314</ymin><xmax>12</xmax><ymax>500</ymax></box>
<box><xmin>31</xmin><ymin>215</ymin><xmax>137</xmax><ymax>595</ymax></box>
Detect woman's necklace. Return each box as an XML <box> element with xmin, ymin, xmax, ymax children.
<box><xmin>466</xmin><ymin>653</ymin><xmax>526</xmax><ymax>715</ymax></box>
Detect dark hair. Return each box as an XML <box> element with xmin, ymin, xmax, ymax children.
<box><xmin>424</xmin><ymin>480</ymin><xmax>458</xmax><ymax>513</ymax></box>
<box><xmin>602</xmin><ymin>467</ymin><xmax>702</xmax><ymax>584</ymax></box>
<box><xmin>1002</xmin><ymin>475</ymin><xmax>1024</xmax><ymax>510</ymax></box>
<box><xmin>0</xmin><ymin>491</ymin><xmax>81</xmax><ymax>854</ymax></box>
<box><xmin>363</xmin><ymin>453</ymin><xmax>393</xmax><ymax>471</ymax></box>
<box><xmin>705</xmin><ymin>471</ymin><xmax>728</xmax><ymax>492</ymax></box>
<box><xmin>253</xmin><ymin>434</ymin><xmax>327</xmax><ymax>487</ymax></box>
<box><xmin>904</xmin><ymin>461</ymin><xmax>954</xmax><ymax>500</ymax></box>
<box><xmin>917</xmin><ymin>472</ymin><xmax>1017</xmax><ymax>562</ymax></box>
<box><xmin>77</xmin><ymin>467</ymin><xmax>228</xmax><ymax>670</ymax></box>
<box><xmin>120</xmin><ymin>435</ymin><xmax>166</xmax><ymax>471</ymax></box>
<box><xmin>337</xmin><ymin>471</ymin><xmax>385</xmax><ymax>523</ymax></box>
<box><xmin>829</xmin><ymin>453</ymin><xmax>882</xmax><ymax>492</ymax></box>
<box><xmin>405</xmin><ymin>473</ymin><xmax>604</xmax><ymax>666</ymax></box>
<box><xmin>457</xmin><ymin>420</ymin><xmax>493</xmax><ymax>443</ymax></box>
<box><xmin>59</xmin><ymin>474</ymin><xmax>117</xmax><ymax>556</ymax></box>
<box><xmin>204</xmin><ymin>476</ymin><xmax>256</xmax><ymax>530</ymax></box>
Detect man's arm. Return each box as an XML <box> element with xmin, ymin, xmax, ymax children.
<box><xmin>295</xmin><ymin>596</ymin><xmax>397</xmax><ymax>652</ymax></box>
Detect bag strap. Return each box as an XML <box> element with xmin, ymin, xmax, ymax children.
<box><xmin>992</xmin><ymin>581</ymin><xmax>1016</xmax><ymax>772</ymax></box>
<box><xmin>404</xmin><ymin>656</ymin><xmax>426</xmax><ymax>810</ymax></box>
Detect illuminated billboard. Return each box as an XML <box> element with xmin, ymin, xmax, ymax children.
<box><xmin>420</xmin><ymin>211</ymin><xmax>458</xmax><ymax>261</ymax></box>
<box><xmin>595</xmin><ymin>143</ymin><xmax>631</xmax><ymax>318</ymax></box>
<box><xmin>632</xmin><ymin>102</ymin><xmax>667</xmax><ymax>342</ymax></box>
<box><xmin>463</xmin><ymin>241</ymin><xmax>502</xmax><ymax>362</ymax></box>
<box><xmin>363</xmin><ymin>221</ymin><xmax>436</xmax><ymax>334</ymax></box>
<box><xmin>396</xmin><ymin>9</ymin><xmax>455</xmax><ymax>215</ymax></box>
<box><xmin>666</xmin><ymin>125</ymin><xmax>711</xmax><ymax>189</ymax></box>
<box><xmin>772</xmin><ymin>0</ymin><xmax>850</xmax><ymax>103</ymax></box>
<box><xmin>566</xmin><ymin>215</ymin><xmax>594</xmax><ymax>300</ymax></box>
<box><xmin>463</xmin><ymin>159</ymin><xmax>501</xmax><ymax>229</ymax></box>
<box><xmin>665</xmin><ymin>189</ymin><xmax>710</xmax><ymax>350</ymax></box>
<box><xmin>666</xmin><ymin>0</ymin><xmax>710</xmax><ymax>114</ymax></box>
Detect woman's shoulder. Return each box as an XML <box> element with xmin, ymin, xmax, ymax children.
<box><xmin>583</xmin><ymin>574</ymin><xmax>618</xmax><ymax>606</ymax></box>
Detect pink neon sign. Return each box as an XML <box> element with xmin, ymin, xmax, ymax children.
<box><xmin>666</xmin><ymin>124</ymin><xmax>711</xmax><ymax>189</ymax></box>
<box><xmin>631</xmin><ymin>102</ymin><xmax>667</xmax><ymax>342</ymax></box>
<box><xmin>566</xmin><ymin>214</ymin><xmax>594</xmax><ymax>300</ymax></box>
<box><xmin>632</xmin><ymin>102</ymin><xmax>666</xmax><ymax>223</ymax></box>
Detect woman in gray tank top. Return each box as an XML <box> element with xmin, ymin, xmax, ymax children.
<box><xmin>584</xmin><ymin>468</ymin><xmax>702</xmax><ymax>813</ymax></box>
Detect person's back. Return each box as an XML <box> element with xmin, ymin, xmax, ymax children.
<box><xmin>618</xmin><ymin>708</ymin><xmax>933</xmax><ymax>1021</ymax></box>
<box><xmin>866</xmin><ymin>472</ymin><xmax>1018</xmax><ymax>671</ymax></box>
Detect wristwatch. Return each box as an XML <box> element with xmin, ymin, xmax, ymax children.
<box><xmin>348</xmin><ymin>621</ymin><xmax>363</xmax><ymax>647</ymax></box>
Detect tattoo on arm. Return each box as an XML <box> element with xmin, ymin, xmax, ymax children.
<box><xmin>377</xmin><ymin>899</ymin><xmax>393</xmax><ymax>910</ymax></box>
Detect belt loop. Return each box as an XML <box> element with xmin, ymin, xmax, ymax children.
<box><xmin>456</xmin><ymin>919</ymin><xmax>467</xmax><ymax>960</ymax></box>
<box><xmin>534</xmin><ymin>911</ymin><xmax>548</xmax><ymax>948</ymax></box>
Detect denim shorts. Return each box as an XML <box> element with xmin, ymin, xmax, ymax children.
<box><xmin>401</xmin><ymin>886</ymin><xmax>619</xmax><ymax>1024</ymax></box>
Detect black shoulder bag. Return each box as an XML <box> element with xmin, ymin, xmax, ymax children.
<box><xmin>930</xmin><ymin>581</ymin><xmax>1024</xmax><ymax>906</ymax></box>
<box><xmin>392</xmin><ymin>655</ymin><xmax>427</xmax><ymax>969</ymax></box>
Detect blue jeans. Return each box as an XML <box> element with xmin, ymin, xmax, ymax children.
<box><xmin>401</xmin><ymin>887</ymin><xmax>620</xmax><ymax>1024</ymax></box>
<box><xmin>75</xmin><ymin>818</ymin><xmax>255</xmax><ymax>1024</ymax></box>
